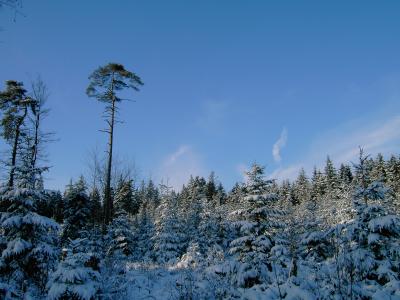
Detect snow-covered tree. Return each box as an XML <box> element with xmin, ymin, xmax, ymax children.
<box><xmin>386</xmin><ymin>155</ymin><xmax>400</xmax><ymax>213</ymax></box>
<box><xmin>214</xmin><ymin>183</ymin><xmax>227</xmax><ymax>206</ymax></box>
<box><xmin>310</xmin><ymin>167</ymin><xmax>326</xmax><ymax>200</ymax></box>
<box><xmin>105</xmin><ymin>178</ymin><xmax>137</xmax><ymax>257</ymax></box>
<box><xmin>179</xmin><ymin>176</ymin><xmax>207</xmax><ymax>247</ymax></box>
<box><xmin>370</xmin><ymin>153</ymin><xmax>387</xmax><ymax>183</ymax></box>
<box><xmin>229</xmin><ymin>163</ymin><xmax>283</xmax><ymax>288</ymax></box>
<box><xmin>152</xmin><ymin>185</ymin><xmax>186</xmax><ymax>264</ymax></box>
<box><xmin>114</xmin><ymin>178</ymin><xmax>135</xmax><ymax>216</ymax></box>
<box><xmin>324</xmin><ymin>156</ymin><xmax>338</xmax><ymax>191</ymax></box>
<box><xmin>339</xmin><ymin>163</ymin><xmax>353</xmax><ymax>185</ymax></box>
<box><xmin>298</xmin><ymin>193</ymin><xmax>332</xmax><ymax>262</ymax></box>
<box><xmin>206</xmin><ymin>172</ymin><xmax>217</xmax><ymax>201</ymax></box>
<box><xmin>106</xmin><ymin>211</ymin><xmax>135</xmax><ymax>258</ymax></box>
<box><xmin>47</xmin><ymin>238</ymin><xmax>101</xmax><ymax>300</ymax></box>
<box><xmin>345</xmin><ymin>150</ymin><xmax>400</xmax><ymax>298</ymax></box>
<box><xmin>198</xmin><ymin>197</ymin><xmax>226</xmax><ymax>253</ymax></box>
<box><xmin>292</xmin><ymin>168</ymin><xmax>310</xmax><ymax>204</ymax></box>
<box><xmin>325</xmin><ymin>150</ymin><xmax>400</xmax><ymax>299</ymax></box>
<box><xmin>0</xmin><ymin>169</ymin><xmax>59</xmax><ymax>298</ymax></box>
<box><xmin>144</xmin><ymin>179</ymin><xmax>160</xmax><ymax>213</ymax></box>
<box><xmin>134</xmin><ymin>203</ymin><xmax>155</xmax><ymax>261</ymax></box>
<box><xmin>61</xmin><ymin>178</ymin><xmax>92</xmax><ymax>244</ymax></box>
<box><xmin>101</xmin><ymin>205</ymin><xmax>135</xmax><ymax>299</ymax></box>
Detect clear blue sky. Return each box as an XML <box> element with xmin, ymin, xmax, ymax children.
<box><xmin>1</xmin><ymin>1</ymin><xmax>400</xmax><ymax>190</ymax></box>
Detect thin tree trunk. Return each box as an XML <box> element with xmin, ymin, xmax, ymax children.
<box><xmin>104</xmin><ymin>74</ymin><xmax>115</xmax><ymax>225</ymax></box>
<box><xmin>30</xmin><ymin>109</ymin><xmax>40</xmax><ymax>170</ymax></box>
<box><xmin>8</xmin><ymin>106</ymin><xmax>28</xmax><ymax>188</ymax></box>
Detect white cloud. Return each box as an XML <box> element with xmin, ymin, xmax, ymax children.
<box><xmin>158</xmin><ymin>145</ymin><xmax>206</xmax><ymax>191</ymax></box>
<box><xmin>310</xmin><ymin>115</ymin><xmax>400</xmax><ymax>165</ymax></box>
<box><xmin>272</xmin><ymin>128</ymin><xmax>288</xmax><ymax>163</ymax></box>
<box><xmin>269</xmin><ymin>114</ymin><xmax>400</xmax><ymax>182</ymax></box>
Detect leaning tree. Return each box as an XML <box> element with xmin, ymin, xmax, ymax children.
<box><xmin>86</xmin><ymin>63</ymin><xmax>143</xmax><ymax>225</ymax></box>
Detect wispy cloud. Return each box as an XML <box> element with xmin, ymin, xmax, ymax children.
<box><xmin>270</xmin><ymin>115</ymin><xmax>400</xmax><ymax>181</ymax></box>
<box><xmin>165</xmin><ymin>145</ymin><xmax>191</xmax><ymax>166</ymax></box>
<box><xmin>158</xmin><ymin>145</ymin><xmax>206</xmax><ymax>190</ymax></box>
<box><xmin>272</xmin><ymin>128</ymin><xmax>288</xmax><ymax>163</ymax></box>
<box><xmin>311</xmin><ymin>115</ymin><xmax>400</xmax><ymax>164</ymax></box>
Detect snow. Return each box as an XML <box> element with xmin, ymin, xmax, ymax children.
<box><xmin>48</xmin><ymin>282</ymin><xmax>100</xmax><ymax>300</ymax></box>
<box><xmin>2</xmin><ymin>238</ymin><xmax>32</xmax><ymax>258</ymax></box>
<box><xmin>369</xmin><ymin>215</ymin><xmax>399</xmax><ymax>233</ymax></box>
<box><xmin>1</xmin><ymin>212</ymin><xmax>59</xmax><ymax>229</ymax></box>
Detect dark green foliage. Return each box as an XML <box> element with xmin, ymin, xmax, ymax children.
<box><xmin>370</xmin><ymin>153</ymin><xmax>387</xmax><ymax>182</ymax></box>
<box><xmin>0</xmin><ymin>81</ymin><xmax>28</xmax><ymax>141</ymax></box>
<box><xmin>145</xmin><ymin>179</ymin><xmax>160</xmax><ymax>209</ymax></box>
<box><xmin>311</xmin><ymin>167</ymin><xmax>326</xmax><ymax>199</ymax></box>
<box><xmin>86</xmin><ymin>63</ymin><xmax>143</xmax><ymax>102</ymax></box>
<box><xmin>324</xmin><ymin>156</ymin><xmax>338</xmax><ymax>191</ymax></box>
<box><xmin>114</xmin><ymin>179</ymin><xmax>137</xmax><ymax>216</ymax></box>
<box><xmin>89</xmin><ymin>187</ymin><xmax>102</xmax><ymax>226</ymax></box>
<box><xmin>52</xmin><ymin>191</ymin><xmax>64</xmax><ymax>223</ymax></box>
<box><xmin>292</xmin><ymin>168</ymin><xmax>310</xmax><ymax>204</ymax></box>
<box><xmin>0</xmin><ymin>80</ymin><xmax>37</xmax><ymax>187</ymax></box>
<box><xmin>206</xmin><ymin>172</ymin><xmax>217</xmax><ymax>201</ymax></box>
<box><xmin>61</xmin><ymin>179</ymin><xmax>92</xmax><ymax>244</ymax></box>
<box><xmin>339</xmin><ymin>163</ymin><xmax>353</xmax><ymax>184</ymax></box>
<box><xmin>36</xmin><ymin>190</ymin><xmax>63</xmax><ymax>221</ymax></box>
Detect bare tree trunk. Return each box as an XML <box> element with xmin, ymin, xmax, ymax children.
<box><xmin>8</xmin><ymin>106</ymin><xmax>27</xmax><ymax>188</ymax></box>
<box><xmin>30</xmin><ymin>109</ymin><xmax>40</xmax><ymax>169</ymax></box>
<box><xmin>104</xmin><ymin>75</ymin><xmax>115</xmax><ymax>225</ymax></box>
<box><xmin>30</xmin><ymin>77</ymin><xmax>50</xmax><ymax>172</ymax></box>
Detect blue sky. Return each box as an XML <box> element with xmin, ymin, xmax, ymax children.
<box><xmin>1</xmin><ymin>1</ymin><xmax>400</xmax><ymax>190</ymax></box>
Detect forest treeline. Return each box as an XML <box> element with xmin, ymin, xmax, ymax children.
<box><xmin>0</xmin><ymin>65</ymin><xmax>399</xmax><ymax>299</ymax></box>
